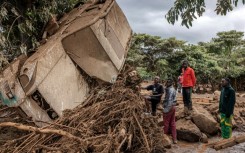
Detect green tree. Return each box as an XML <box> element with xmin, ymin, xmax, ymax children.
<box><xmin>166</xmin><ymin>0</ymin><xmax>245</xmax><ymax>28</ymax></box>
<box><xmin>126</xmin><ymin>33</ymin><xmax>185</xmax><ymax>79</ymax></box>
<box><xmin>0</xmin><ymin>0</ymin><xmax>84</xmax><ymax>67</ymax></box>
<box><xmin>199</xmin><ymin>30</ymin><xmax>245</xmax><ymax>90</ymax></box>
<box><xmin>127</xmin><ymin>32</ymin><xmax>245</xmax><ymax>91</ymax></box>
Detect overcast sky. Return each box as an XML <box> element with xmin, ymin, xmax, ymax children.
<box><xmin>116</xmin><ymin>0</ymin><xmax>245</xmax><ymax>44</ymax></box>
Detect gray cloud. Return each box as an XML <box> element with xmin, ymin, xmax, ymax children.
<box><xmin>116</xmin><ymin>0</ymin><xmax>245</xmax><ymax>44</ymax></box>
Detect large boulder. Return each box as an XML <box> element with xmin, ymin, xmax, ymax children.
<box><xmin>192</xmin><ymin>106</ymin><xmax>219</xmax><ymax>135</ymax></box>
<box><xmin>176</xmin><ymin>119</ymin><xmax>202</xmax><ymax>142</ymax></box>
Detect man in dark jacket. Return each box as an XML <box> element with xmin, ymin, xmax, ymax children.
<box><xmin>219</xmin><ymin>78</ymin><xmax>236</xmax><ymax>139</ymax></box>
<box><xmin>142</xmin><ymin>76</ymin><xmax>164</xmax><ymax>116</ymax></box>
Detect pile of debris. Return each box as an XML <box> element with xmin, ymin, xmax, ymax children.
<box><xmin>0</xmin><ymin>66</ymin><xmax>166</xmax><ymax>153</ymax></box>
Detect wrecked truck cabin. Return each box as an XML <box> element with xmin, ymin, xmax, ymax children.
<box><xmin>0</xmin><ymin>0</ymin><xmax>132</xmax><ymax>126</ymax></box>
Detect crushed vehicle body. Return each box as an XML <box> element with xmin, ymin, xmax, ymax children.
<box><xmin>0</xmin><ymin>0</ymin><xmax>132</xmax><ymax>126</ymax></box>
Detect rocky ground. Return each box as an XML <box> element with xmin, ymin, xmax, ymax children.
<box><xmin>161</xmin><ymin>92</ymin><xmax>245</xmax><ymax>153</ymax></box>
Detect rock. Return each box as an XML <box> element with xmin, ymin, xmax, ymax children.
<box><xmin>240</xmin><ymin>110</ymin><xmax>245</xmax><ymax>117</ymax></box>
<box><xmin>176</xmin><ymin>119</ymin><xmax>202</xmax><ymax>142</ymax></box>
<box><xmin>162</xmin><ymin>134</ymin><xmax>172</xmax><ymax>148</ymax></box>
<box><xmin>232</xmin><ymin>117</ymin><xmax>238</xmax><ymax>129</ymax></box>
<box><xmin>175</xmin><ymin>105</ymin><xmax>185</xmax><ymax>120</ymax></box>
<box><xmin>206</xmin><ymin>103</ymin><xmax>219</xmax><ymax>113</ymax></box>
<box><xmin>213</xmin><ymin>90</ymin><xmax>221</xmax><ymax>100</ymax></box>
<box><xmin>192</xmin><ymin>106</ymin><xmax>219</xmax><ymax>135</ymax></box>
<box><xmin>200</xmin><ymin>133</ymin><xmax>208</xmax><ymax>143</ymax></box>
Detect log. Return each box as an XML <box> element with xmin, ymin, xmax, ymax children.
<box><xmin>0</xmin><ymin>122</ymin><xmax>85</xmax><ymax>145</ymax></box>
<box><xmin>207</xmin><ymin>135</ymin><xmax>245</xmax><ymax>150</ymax></box>
<box><xmin>194</xmin><ymin>102</ymin><xmax>212</xmax><ymax>105</ymax></box>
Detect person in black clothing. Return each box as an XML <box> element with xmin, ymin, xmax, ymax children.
<box><xmin>141</xmin><ymin>76</ymin><xmax>164</xmax><ymax>116</ymax></box>
<box><xmin>219</xmin><ymin>78</ymin><xmax>236</xmax><ymax>139</ymax></box>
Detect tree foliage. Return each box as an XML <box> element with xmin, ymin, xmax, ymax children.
<box><xmin>127</xmin><ymin>31</ymin><xmax>245</xmax><ymax>90</ymax></box>
<box><xmin>166</xmin><ymin>0</ymin><xmax>245</xmax><ymax>28</ymax></box>
<box><xmin>0</xmin><ymin>0</ymin><xmax>85</xmax><ymax>68</ymax></box>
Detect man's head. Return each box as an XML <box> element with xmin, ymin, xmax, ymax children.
<box><xmin>166</xmin><ymin>79</ymin><xmax>173</xmax><ymax>87</ymax></box>
<box><xmin>154</xmin><ymin>76</ymin><xmax>160</xmax><ymax>84</ymax></box>
<box><xmin>182</xmin><ymin>60</ymin><xmax>188</xmax><ymax>69</ymax></box>
<box><xmin>221</xmin><ymin>78</ymin><xmax>230</xmax><ymax>87</ymax></box>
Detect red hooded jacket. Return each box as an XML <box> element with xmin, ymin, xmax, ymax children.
<box><xmin>182</xmin><ymin>67</ymin><xmax>196</xmax><ymax>87</ymax></box>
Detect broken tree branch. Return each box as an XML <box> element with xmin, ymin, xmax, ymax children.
<box><xmin>0</xmin><ymin>122</ymin><xmax>85</xmax><ymax>145</ymax></box>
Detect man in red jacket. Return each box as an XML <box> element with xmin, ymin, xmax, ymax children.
<box><xmin>181</xmin><ymin>60</ymin><xmax>196</xmax><ymax>118</ymax></box>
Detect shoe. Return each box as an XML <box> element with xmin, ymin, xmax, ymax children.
<box><xmin>173</xmin><ymin>140</ymin><xmax>178</xmax><ymax>144</ymax></box>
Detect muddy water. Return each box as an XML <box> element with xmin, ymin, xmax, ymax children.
<box><xmin>166</xmin><ymin>132</ymin><xmax>245</xmax><ymax>153</ymax></box>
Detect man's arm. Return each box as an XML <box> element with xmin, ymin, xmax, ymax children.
<box><xmin>219</xmin><ymin>90</ymin><xmax>222</xmax><ymax>113</ymax></box>
<box><xmin>137</xmin><ymin>85</ymin><xmax>151</xmax><ymax>90</ymax></box>
<box><xmin>191</xmin><ymin>69</ymin><xmax>196</xmax><ymax>86</ymax></box>
<box><xmin>226</xmin><ymin>89</ymin><xmax>236</xmax><ymax>118</ymax></box>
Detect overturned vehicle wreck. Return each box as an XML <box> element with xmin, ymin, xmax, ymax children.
<box><xmin>0</xmin><ymin>0</ymin><xmax>132</xmax><ymax>126</ymax></box>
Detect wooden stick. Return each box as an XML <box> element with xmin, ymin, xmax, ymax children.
<box><xmin>127</xmin><ymin>134</ymin><xmax>132</xmax><ymax>150</ymax></box>
<box><xmin>0</xmin><ymin>122</ymin><xmax>85</xmax><ymax>145</ymax></box>
<box><xmin>208</xmin><ymin>135</ymin><xmax>245</xmax><ymax>150</ymax></box>
<box><xmin>133</xmin><ymin>112</ymin><xmax>150</xmax><ymax>152</ymax></box>
<box><xmin>36</xmin><ymin>145</ymin><xmax>60</xmax><ymax>151</ymax></box>
<box><xmin>117</xmin><ymin>137</ymin><xmax>127</xmax><ymax>153</ymax></box>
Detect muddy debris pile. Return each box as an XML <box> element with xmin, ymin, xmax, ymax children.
<box><xmin>0</xmin><ymin>66</ymin><xmax>166</xmax><ymax>153</ymax></box>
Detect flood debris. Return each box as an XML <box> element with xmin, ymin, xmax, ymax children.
<box><xmin>0</xmin><ymin>66</ymin><xmax>166</xmax><ymax>153</ymax></box>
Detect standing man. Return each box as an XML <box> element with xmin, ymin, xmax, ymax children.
<box><xmin>142</xmin><ymin>76</ymin><xmax>164</xmax><ymax>116</ymax></box>
<box><xmin>181</xmin><ymin>60</ymin><xmax>196</xmax><ymax>118</ymax></box>
<box><xmin>219</xmin><ymin>78</ymin><xmax>236</xmax><ymax>139</ymax></box>
<box><xmin>163</xmin><ymin>79</ymin><xmax>177</xmax><ymax>144</ymax></box>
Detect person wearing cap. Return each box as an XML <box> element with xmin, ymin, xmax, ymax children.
<box><xmin>141</xmin><ymin>76</ymin><xmax>164</xmax><ymax>116</ymax></box>
<box><xmin>181</xmin><ymin>60</ymin><xmax>196</xmax><ymax>118</ymax></box>
<box><xmin>219</xmin><ymin>78</ymin><xmax>236</xmax><ymax>139</ymax></box>
<box><xmin>163</xmin><ymin>79</ymin><xmax>177</xmax><ymax>144</ymax></box>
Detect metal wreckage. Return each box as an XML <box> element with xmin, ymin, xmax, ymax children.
<box><xmin>0</xmin><ymin>0</ymin><xmax>132</xmax><ymax>127</ymax></box>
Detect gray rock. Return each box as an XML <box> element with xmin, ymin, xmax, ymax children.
<box><xmin>192</xmin><ymin>106</ymin><xmax>219</xmax><ymax>135</ymax></box>
<box><xmin>176</xmin><ymin>119</ymin><xmax>202</xmax><ymax>142</ymax></box>
<box><xmin>200</xmin><ymin>133</ymin><xmax>208</xmax><ymax>143</ymax></box>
